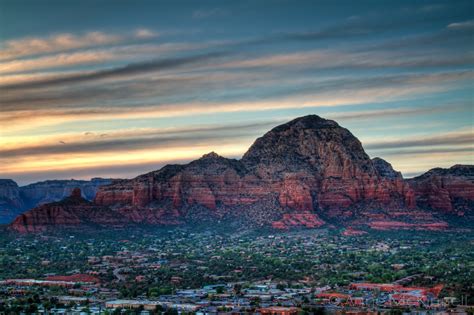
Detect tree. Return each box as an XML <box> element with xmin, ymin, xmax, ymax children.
<box><xmin>277</xmin><ymin>283</ymin><xmax>286</xmax><ymax>290</ymax></box>
<box><xmin>164</xmin><ymin>308</ymin><xmax>178</xmax><ymax>315</ymax></box>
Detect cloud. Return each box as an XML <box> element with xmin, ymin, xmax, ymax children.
<box><xmin>4</xmin><ymin>156</ymin><xmax>209</xmax><ymax>186</ymax></box>
<box><xmin>328</xmin><ymin>103</ymin><xmax>468</xmax><ymax>121</ymax></box>
<box><xmin>0</xmin><ymin>51</ymin><xmax>228</xmax><ymax>90</ymax></box>
<box><xmin>0</xmin><ymin>121</ymin><xmax>279</xmax><ymax>158</ymax></box>
<box><xmin>219</xmin><ymin>49</ymin><xmax>474</xmax><ymax>70</ymax></box>
<box><xmin>1</xmin><ymin>69</ymin><xmax>471</xmax><ymax>134</ymax></box>
<box><xmin>0</xmin><ymin>75</ymin><xmax>199</xmax><ymax>113</ymax></box>
<box><xmin>134</xmin><ymin>28</ymin><xmax>158</xmax><ymax>39</ymax></box>
<box><xmin>373</xmin><ymin>147</ymin><xmax>473</xmax><ymax>156</ymax></box>
<box><xmin>364</xmin><ymin>130</ymin><xmax>473</xmax><ymax>150</ymax></box>
<box><xmin>0</xmin><ymin>32</ymin><xmax>120</xmax><ymax>61</ymax></box>
<box><xmin>0</xmin><ymin>42</ymin><xmax>210</xmax><ymax>76</ymax></box>
<box><xmin>0</xmin><ymin>29</ymin><xmax>158</xmax><ymax>61</ymax></box>
<box><xmin>447</xmin><ymin>19</ymin><xmax>474</xmax><ymax>30</ymax></box>
<box><xmin>0</xmin><ymin>140</ymin><xmax>250</xmax><ymax>183</ymax></box>
<box><xmin>6</xmin><ymin>103</ymin><xmax>466</xmax><ymax>155</ymax></box>
<box><xmin>0</xmin><ymin>50</ymin><xmax>116</xmax><ymax>74</ymax></box>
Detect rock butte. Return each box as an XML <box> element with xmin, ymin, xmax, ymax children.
<box><xmin>11</xmin><ymin>188</ymin><xmax>128</xmax><ymax>233</ymax></box>
<box><xmin>0</xmin><ymin>178</ymin><xmax>115</xmax><ymax>224</ymax></box>
<box><xmin>8</xmin><ymin>115</ymin><xmax>474</xmax><ymax>233</ymax></box>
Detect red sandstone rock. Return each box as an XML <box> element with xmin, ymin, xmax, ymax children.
<box><xmin>10</xmin><ymin>188</ymin><xmax>128</xmax><ymax>233</ymax></box>
<box><xmin>94</xmin><ymin>115</ymin><xmax>418</xmax><ymax>227</ymax></box>
<box><xmin>272</xmin><ymin>213</ymin><xmax>324</xmax><ymax>229</ymax></box>
<box><xmin>407</xmin><ymin>165</ymin><xmax>474</xmax><ymax>214</ymax></box>
<box><xmin>10</xmin><ymin>115</ymin><xmax>473</xmax><ymax>232</ymax></box>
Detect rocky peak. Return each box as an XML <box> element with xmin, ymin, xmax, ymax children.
<box><xmin>194</xmin><ymin>151</ymin><xmax>233</xmax><ymax>166</ymax></box>
<box><xmin>372</xmin><ymin>157</ymin><xmax>402</xmax><ymax>180</ymax></box>
<box><xmin>242</xmin><ymin>114</ymin><xmax>375</xmax><ymax>177</ymax></box>
<box><xmin>0</xmin><ymin>179</ymin><xmax>20</xmax><ymax>199</ymax></box>
<box><xmin>442</xmin><ymin>164</ymin><xmax>473</xmax><ymax>177</ymax></box>
<box><xmin>413</xmin><ymin>164</ymin><xmax>474</xmax><ymax>180</ymax></box>
<box><xmin>187</xmin><ymin>151</ymin><xmax>247</xmax><ymax>176</ymax></box>
<box><xmin>201</xmin><ymin>151</ymin><xmax>221</xmax><ymax>160</ymax></box>
<box><xmin>272</xmin><ymin>115</ymin><xmax>339</xmax><ymax>132</ymax></box>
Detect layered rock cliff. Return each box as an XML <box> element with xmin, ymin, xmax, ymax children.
<box><xmin>10</xmin><ymin>188</ymin><xmax>128</xmax><ymax>233</ymax></box>
<box><xmin>0</xmin><ymin>178</ymin><xmax>115</xmax><ymax>224</ymax></box>
<box><xmin>240</xmin><ymin>116</ymin><xmax>415</xmax><ymax>216</ymax></box>
<box><xmin>407</xmin><ymin>165</ymin><xmax>474</xmax><ymax>215</ymax></box>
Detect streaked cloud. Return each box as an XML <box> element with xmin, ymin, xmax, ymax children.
<box><xmin>0</xmin><ymin>121</ymin><xmax>277</xmax><ymax>158</ymax></box>
<box><xmin>0</xmin><ymin>42</ymin><xmax>208</xmax><ymax>77</ymax></box>
<box><xmin>134</xmin><ymin>28</ymin><xmax>158</xmax><ymax>39</ymax></box>
<box><xmin>0</xmin><ymin>32</ymin><xmax>119</xmax><ymax>60</ymax></box>
<box><xmin>447</xmin><ymin>19</ymin><xmax>474</xmax><ymax>30</ymax></box>
<box><xmin>0</xmin><ymin>29</ymin><xmax>157</xmax><ymax>61</ymax></box>
<box><xmin>0</xmin><ymin>50</ymin><xmax>116</xmax><ymax>74</ymax></box>
<box><xmin>0</xmin><ymin>142</ymin><xmax>250</xmax><ymax>184</ymax></box>
<box><xmin>220</xmin><ymin>50</ymin><xmax>474</xmax><ymax>70</ymax></box>
<box><xmin>364</xmin><ymin>129</ymin><xmax>473</xmax><ymax>150</ymax></box>
<box><xmin>1</xmin><ymin>69</ymin><xmax>470</xmax><ymax>134</ymax></box>
<box><xmin>374</xmin><ymin>147</ymin><xmax>473</xmax><ymax>157</ymax></box>
<box><xmin>1</xmin><ymin>1</ymin><xmax>472</xmax><ymax>184</ymax></box>
<box><xmin>328</xmin><ymin>103</ymin><xmax>468</xmax><ymax>121</ymax></box>
<box><xmin>0</xmin><ymin>51</ymin><xmax>228</xmax><ymax>90</ymax></box>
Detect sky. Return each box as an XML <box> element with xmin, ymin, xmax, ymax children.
<box><xmin>0</xmin><ymin>0</ymin><xmax>473</xmax><ymax>185</ymax></box>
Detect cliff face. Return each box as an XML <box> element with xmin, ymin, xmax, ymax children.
<box><xmin>95</xmin><ymin>153</ymin><xmax>269</xmax><ymax>225</ymax></box>
<box><xmin>0</xmin><ymin>178</ymin><xmax>115</xmax><ymax>224</ymax></box>
<box><xmin>240</xmin><ymin>116</ymin><xmax>415</xmax><ymax>216</ymax></box>
<box><xmin>94</xmin><ymin>115</ymin><xmax>417</xmax><ymax>228</ymax></box>
<box><xmin>0</xmin><ymin>180</ymin><xmax>24</xmax><ymax>224</ymax></box>
<box><xmin>10</xmin><ymin>188</ymin><xmax>128</xmax><ymax>233</ymax></box>
<box><xmin>408</xmin><ymin>165</ymin><xmax>474</xmax><ymax>215</ymax></box>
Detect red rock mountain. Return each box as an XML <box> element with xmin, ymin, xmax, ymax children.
<box><xmin>10</xmin><ymin>188</ymin><xmax>128</xmax><ymax>233</ymax></box>
<box><xmin>407</xmin><ymin>165</ymin><xmax>474</xmax><ymax>215</ymax></box>
<box><xmin>9</xmin><ymin>115</ymin><xmax>474</xmax><ymax>232</ymax></box>
<box><xmin>94</xmin><ymin>115</ymin><xmax>418</xmax><ymax>228</ymax></box>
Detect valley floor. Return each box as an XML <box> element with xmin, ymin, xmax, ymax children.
<box><xmin>0</xmin><ymin>227</ymin><xmax>472</xmax><ymax>314</ymax></box>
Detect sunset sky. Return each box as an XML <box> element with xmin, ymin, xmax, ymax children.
<box><xmin>1</xmin><ymin>0</ymin><xmax>473</xmax><ymax>185</ymax></box>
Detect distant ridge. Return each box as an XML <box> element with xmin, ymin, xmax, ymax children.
<box><xmin>0</xmin><ymin>178</ymin><xmax>116</xmax><ymax>224</ymax></box>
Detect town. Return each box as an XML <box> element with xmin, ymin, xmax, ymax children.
<box><xmin>0</xmin><ymin>227</ymin><xmax>472</xmax><ymax>314</ymax></box>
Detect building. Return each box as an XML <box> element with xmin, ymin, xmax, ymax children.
<box><xmin>258</xmin><ymin>306</ymin><xmax>300</xmax><ymax>315</ymax></box>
